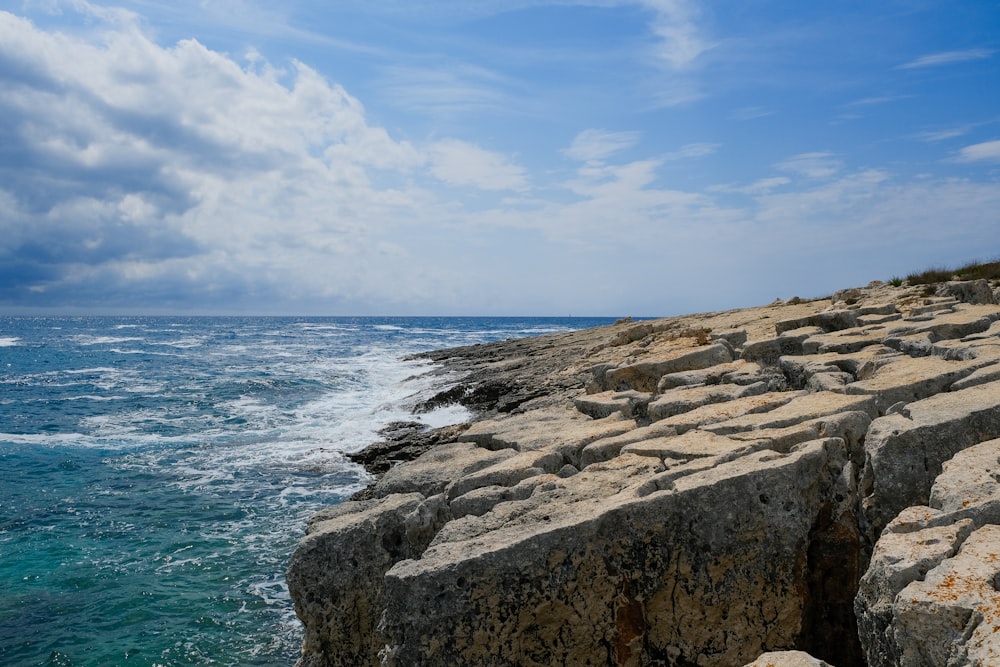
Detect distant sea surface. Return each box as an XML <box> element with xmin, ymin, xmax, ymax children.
<box><xmin>0</xmin><ymin>316</ymin><xmax>615</xmax><ymax>667</ymax></box>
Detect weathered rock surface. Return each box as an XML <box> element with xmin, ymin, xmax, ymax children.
<box><xmin>287</xmin><ymin>280</ymin><xmax>1000</xmax><ymax>666</ymax></box>
<box><xmin>744</xmin><ymin>651</ymin><xmax>835</xmax><ymax>667</ymax></box>
<box><xmin>855</xmin><ymin>436</ymin><xmax>1000</xmax><ymax>666</ymax></box>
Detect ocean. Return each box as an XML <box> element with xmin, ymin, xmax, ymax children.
<box><xmin>0</xmin><ymin>316</ymin><xmax>615</xmax><ymax>667</ymax></box>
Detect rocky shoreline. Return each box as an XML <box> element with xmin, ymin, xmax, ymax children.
<box><xmin>287</xmin><ymin>279</ymin><xmax>1000</xmax><ymax>666</ymax></box>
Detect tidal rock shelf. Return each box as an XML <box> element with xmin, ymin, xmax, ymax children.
<box><xmin>286</xmin><ymin>280</ymin><xmax>1000</xmax><ymax>667</ymax></box>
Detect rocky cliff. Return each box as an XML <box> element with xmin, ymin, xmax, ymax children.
<box><xmin>286</xmin><ymin>279</ymin><xmax>1000</xmax><ymax>667</ymax></box>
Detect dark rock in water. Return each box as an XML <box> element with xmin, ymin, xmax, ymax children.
<box><xmin>288</xmin><ymin>280</ymin><xmax>1000</xmax><ymax>667</ymax></box>
<box><xmin>347</xmin><ymin>422</ymin><xmax>470</xmax><ymax>484</ymax></box>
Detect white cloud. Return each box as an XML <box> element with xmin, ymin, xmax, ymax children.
<box><xmin>2</xmin><ymin>5</ymin><xmax>1000</xmax><ymax>316</ymax></box>
<box><xmin>662</xmin><ymin>142</ymin><xmax>719</xmax><ymax>161</ymax></box>
<box><xmin>776</xmin><ymin>152</ymin><xmax>843</xmax><ymax>179</ymax></box>
<box><xmin>0</xmin><ymin>9</ymin><xmax>464</xmax><ymax>310</ymax></box>
<box><xmin>564</xmin><ymin>129</ymin><xmax>640</xmax><ymax>162</ymax></box>
<box><xmin>709</xmin><ymin>176</ymin><xmax>790</xmax><ymax>195</ymax></box>
<box><xmin>843</xmin><ymin>95</ymin><xmax>908</xmax><ymax>108</ymax></box>
<box><xmin>899</xmin><ymin>48</ymin><xmax>994</xmax><ymax>69</ymax></box>
<box><xmin>953</xmin><ymin>139</ymin><xmax>1000</xmax><ymax>163</ymax></box>
<box><xmin>639</xmin><ymin>0</ymin><xmax>713</xmax><ymax>70</ymax></box>
<box><xmin>917</xmin><ymin>126</ymin><xmax>971</xmax><ymax>142</ymax></box>
<box><xmin>426</xmin><ymin>139</ymin><xmax>527</xmax><ymax>190</ymax></box>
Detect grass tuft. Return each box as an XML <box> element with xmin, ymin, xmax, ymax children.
<box><xmin>905</xmin><ymin>258</ymin><xmax>1000</xmax><ymax>286</ymax></box>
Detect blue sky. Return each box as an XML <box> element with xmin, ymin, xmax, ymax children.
<box><xmin>0</xmin><ymin>0</ymin><xmax>998</xmax><ymax>316</ymax></box>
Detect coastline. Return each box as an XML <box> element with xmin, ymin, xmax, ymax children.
<box><xmin>288</xmin><ymin>280</ymin><xmax>1000</xmax><ymax>666</ymax></box>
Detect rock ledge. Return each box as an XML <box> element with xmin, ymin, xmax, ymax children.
<box><xmin>287</xmin><ymin>281</ymin><xmax>1000</xmax><ymax>666</ymax></box>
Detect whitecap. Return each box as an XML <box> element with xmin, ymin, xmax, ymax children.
<box><xmin>0</xmin><ymin>337</ymin><xmax>20</xmax><ymax>347</ymax></box>
<box><xmin>76</xmin><ymin>335</ymin><xmax>145</xmax><ymax>346</ymax></box>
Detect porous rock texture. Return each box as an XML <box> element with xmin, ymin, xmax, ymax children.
<box><xmin>286</xmin><ymin>280</ymin><xmax>1000</xmax><ymax>666</ymax></box>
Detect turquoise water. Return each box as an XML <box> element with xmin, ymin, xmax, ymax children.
<box><xmin>0</xmin><ymin>316</ymin><xmax>613</xmax><ymax>666</ymax></box>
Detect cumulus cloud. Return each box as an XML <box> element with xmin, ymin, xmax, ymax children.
<box><xmin>953</xmin><ymin>139</ymin><xmax>1000</xmax><ymax>163</ymax></box>
<box><xmin>0</xmin><ymin>8</ymin><xmax>532</xmax><ymax>311</ymax></box>
<box><xmin>2</xmin><ymin>5</ymin><xmax>1000</xmax><ymax>317</ymax></box>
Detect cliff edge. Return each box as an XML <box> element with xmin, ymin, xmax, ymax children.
<box><xmin>287</xmin><ymin>279</ymin><xmax>1000</xmax><ymax>667</ymax></box>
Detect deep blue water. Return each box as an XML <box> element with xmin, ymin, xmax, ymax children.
<box><xmin>0</xmin><ymin>316</ymin><xmax>614</xmax><ymax>667</ymax></box>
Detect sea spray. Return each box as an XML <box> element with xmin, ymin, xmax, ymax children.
<box><xmin>0</xmin><ymin>316</ymin><xmax>613</xmax><ymax>666</ymax></box>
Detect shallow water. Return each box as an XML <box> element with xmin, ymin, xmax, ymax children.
<box><xmin>0</xmin><ymin>316</ymin><xmax>613</xmax><ymax>666</ymax></box>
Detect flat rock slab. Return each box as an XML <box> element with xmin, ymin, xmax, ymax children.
<box><xmin>459</xmin><ymin>405</ymin><xmax>635</xmax><ymax>456</ymax></box>
<box><xmin>646</xmin><ymin>381</ymin><xmax>768</xmax><ymax>422</ymax></box>
<box><xmin>855</xmin><ymin>509</ymin><xmax>975</xmax><ymax>667</ymax></box>
<box><xmin>621</xmin><ymin>429</ymin><xmax>768</xmax><ymax>462</ymax></box>
<box><xmin>702</xmin><ymin>390</ymin><xmax>877</xmax><ymax>435</ymax></box>
<box><xmin>886</xmin><ymin>304</ymin><xmax>999</xmax><ymax>341</ymax></box>
<box><xmin>578</xmin><ymin>421</ymin><xmax>680</xmax><ymax>467</ymax></box>
<box><xmin>372</xmin><ymin>441</ymin><xmax>518</xmax><ymax>497</ymax></box>
<box><xmin>930</xmin><ymin>436</ymin><xmax>1000</xmax><ymax>513</ymax></box>
<box><xmin>840</xmin><ymin>354</ymin><xmax>984</xmax><ymax>413</ymax></box>
<box><xmin>801</xmin><ymin>326</ymin><xmax>893</xmax><ymax>355</ymax></box>
<box><xmin>604</xmin><ymin>343</ymin><xmax>733</xmax><ymax>392</ymax></box>
<box><xmin>652</xmin><ymin>390</ymin><xmax>803</xmax><ymax>435</ymax></box>
<box><xmin>655</xmin><ymin>359</ymin><xmax>755</xmax><ymax>390</ymax></box>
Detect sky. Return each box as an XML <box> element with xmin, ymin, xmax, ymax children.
<box><xmin>0</xmin><ymin>0</ymin><xmax>998</xmax><ymax>316</ymax></box>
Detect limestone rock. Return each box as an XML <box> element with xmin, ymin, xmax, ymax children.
<box><xmin>856</xmin><ymin>437</ymin><xmax>1000</xmax><ymax>666</ymax></box>
<box><xmin>855</xmin><ymin>510</ymin><xmax>975</xmax><ymax>667</ymax></box>
<box><xmin>892</xmin><ymin>525</ymin><xmax>1000</xmax><ymax>666</ymax></box>
<box><xmin>603</xmin><ymin>343</ymin><xmax>733</xmax><ymax>392</ymax></box>
<box><xmin>743</xmin><ymin>650</ymin><xmax>834</xmax><ymax>666</ymax></box>
<box><xmin>574</xmin><ymin>389</ymin><xmax>652</xmax><ymax>419</ymax></box>
<box><xmin>840</xmin><ymin>354</ymin><xmax>984</xmax><ymax>413</ymax></box>
<box><xmin>646</xmin><ymin>381</ymin><xmax>768</xmax><ymax>422</ymax></box>
<box><xmin>936</xmin><ymin>278</ymin><xmax>997</xmax><ymax>305</ymax></box>
<box><xmin>379</xmin><ymin>441</ymin><xmax>846</xmax><ymax>667</ymax></box>
<box><xmin>287</xmin><ymin>493</ymin><xmax>449</xmax><ymax>667</ymax></box>
<box><xmin>288</xmin><ymin>280</ymin><xmax>1000</xmax><ymax>667</ymax></box>
<box><xmin>370</xmin><ymin>441</ymin><xmax>517</xmax><ymax>497</ymax></box>
<box><xmin>702</xmin><ymin>390</ymin><xmax>877</xmax><ymax>435</ymax></box>
<box><xmin>859</xmin><ymin>380</ymin><xmax>1000</xmax><ymax>540</ymax></box>
<box><xmin>651</xmin><ymin>390</ymin><xmax>802</xmax><ymax>436</ymax></box>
